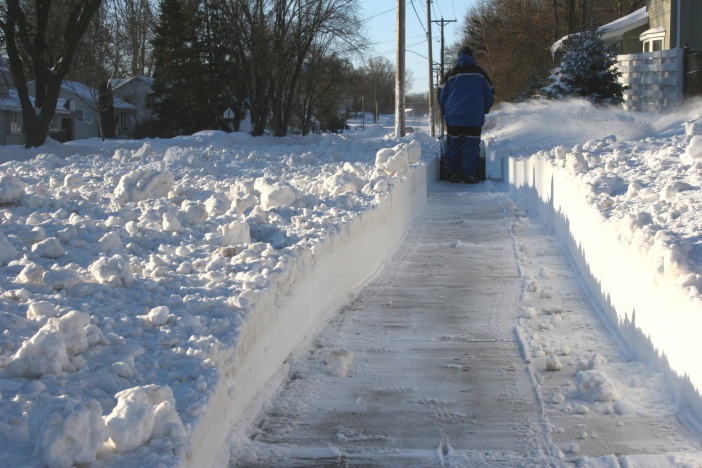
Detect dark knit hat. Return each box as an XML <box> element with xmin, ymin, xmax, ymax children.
<box><xmin>458</xmin><ymin>46</ymin><xmax>473</xmax><ymax>56</ymax></box>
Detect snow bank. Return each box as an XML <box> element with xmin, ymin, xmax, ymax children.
<box><xmin>504</xmin><ymin>102</ymin><xmax>702</xmax><ymax>418</ymax></box>
<box><xmin>189</xmin><ymin>158</ymin><xmax>426</xmax><ymax>467</ymax></box>
<box><xmin>0</xmin><ymin>127</ymin><xmax>428</xmax><ymax>467</ymax></box>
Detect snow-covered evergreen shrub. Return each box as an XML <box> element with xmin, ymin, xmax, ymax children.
<box><xmin>541</xmin><ymin>28</ymin><xmax>627</xmax><ymax>104</ymax></box>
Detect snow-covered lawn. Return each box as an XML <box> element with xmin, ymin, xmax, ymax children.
<box><xmin>0</xmin><ymin>119</ymin><xmax>428</xmax><ymax>467</ymax></box>
<box><xmin>0</xmin><ymin>99</ymin><xmax>700</xmax><ymax>467</ymax></box>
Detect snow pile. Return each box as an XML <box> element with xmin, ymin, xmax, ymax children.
<box><xmin>0</xmin><ymin>125</ymin><xmax>429</xmax><ymax>467</ymax></box>
<box><xmin>499</xmin><ymin>99</ymin><xmax>702</xmax><ymax>418</ymax></box>
<box><xmin>29</xmin><ymin>396</ymin><xmax>107</xmax><ymax>467</ymax></box>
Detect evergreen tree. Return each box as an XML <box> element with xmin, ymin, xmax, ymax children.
<box><xmin>201</xmin><ymin>0</ymin><xmax>246</xmax><ymax>131</ymax></box>
<box><xmin>541</xmin><ymin>28</ymin><xmax>627</xmax><ymax>104</ymax></box>
<box><xmin>151</xmin><ymin>0</ymin><xmax>210</xmax><ymax>137</ymax></box>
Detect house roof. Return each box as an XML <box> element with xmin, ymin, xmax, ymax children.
<box><xmin>600</xmin><ymin>7</ymin><xmax>649</xmax><ymax>43</ymax></box>
<box><xmin>0</xmin><ymin>89</ymin><xmax>21</xmax><ymax>111</ymax></box>
<box><xmin>59</xmin><ymin>80</ymin><xmax>137</xmax><ymax>110</ymax></box>
<box><xmin>0</xmin><ymin>89</ymin><xmax>71</xmax><ymax>114</ymax></box>
<box><xmin>110</xmin><ymin>75</ymin><xmax>154</xmax><ymax>91</ymax></box>
<box><xmin>640</xmin><ymin>27</ymin><xmax>666</xmax><ymax>41</ymax></box>
<box><xmin>551</xmin><ymin>7</ymin><xmax>649</xmax><ymax>54</ymax></box>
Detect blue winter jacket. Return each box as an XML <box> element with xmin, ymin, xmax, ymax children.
<box><xmin>439</xmin><ymin>53</ymin><xmax>494</xmax><ymax>129</ymax></box>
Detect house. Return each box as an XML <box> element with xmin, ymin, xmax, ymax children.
<box><xmin>110</xmin><ymin>76</ymin><xmax>155</xmax><ymax>132</ymax></box>
<box><xmin>557</xmin><ymin>1</ymin><xmax>701</xmax><ymax>56</ymax></box>
<box><xmin>27</xmin><ymin>80</ymin><xmax>137</xmax><ymax>141</ymax></box>
<box><xmin>0</xmin><ymin>60</ymin><xmax>140</xmax><ymax>145</ymax></box>
<box><xmin>0</xmin><ymin>58</ymin><xmax>24</xmax><ymax>146</ymax></box>
<box><xmin>600</xmin><ymin>7</ymin><xmax>649</xmax><ymax>54</ymax></box>
<box><xmin>643</xmin><ymin>0</ymin><xmax>702</xmax><ymax>51</ymax></box>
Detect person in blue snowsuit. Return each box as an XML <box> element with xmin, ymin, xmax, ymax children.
<box><xmin>439</xmin><ymin>46</ymin><xmax>495</xmax><ymax>183</ymax></box>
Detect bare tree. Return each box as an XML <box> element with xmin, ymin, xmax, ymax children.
<box><xmin>460</xmin><ymin>0</ymin><xmax>645</xmax><ymax>103</ymax></box>
<box><xmin>296</xmin><ymin>43</ymin><xmax>352</xmax><ymax>135</ymax></box>
<box><xmin>361</xmin><ymin>56</ymin><xmax>396</xmax><ymax>124</ymax></box>
<box><xmin>0</xmin><ymin>0</ymin><xmax>102</xmax><ymax>147</ymax></box>
<box><xmin>113</xmin><ymin>0</ymin><xmax>157</xmax><ymax>76</ymax></box>
<box><xmin>223</xmin><ymin>0</ymin><xmax>364</xmax><ymax>136</ymax></box>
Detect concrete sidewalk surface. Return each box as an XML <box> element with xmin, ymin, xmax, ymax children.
<box><xmin>230</xmin><ymin>183</ymin><xmax>702</xmax><ymax>467</ymax></box>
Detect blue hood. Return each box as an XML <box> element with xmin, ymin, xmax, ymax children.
<box><xmin>456</xmin><ymin>53</ymin><xmax>476</xmax><ymax>67</ymax></box>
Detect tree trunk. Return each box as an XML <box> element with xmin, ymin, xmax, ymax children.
<box><xmin>553</xmin><ymin>0</ymin><xmax>559</xmax><ymax>43</ymax></box>
<box><xmin>567</xmin><ymin>0</ymin><xmax>576</xmax><ymax>34</ymax></box>
<box><xmin>1</xmin><ymin>0</ymin><xmax>103</xmax><ymax>148</ymax></box>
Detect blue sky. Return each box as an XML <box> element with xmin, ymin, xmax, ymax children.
<box><xmin>357</xmin><ymin>0</ymin><xmax>477</xmax><ymax>95</ymax></box>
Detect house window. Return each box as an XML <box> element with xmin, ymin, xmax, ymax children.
<box><xmin>10</xmin><ymin>112</ymin><xmax>22</xmax><ymax>134</ymax></box>
<box><xmin>117</xmin><ymin>111</ymin><xmax>128</xmax><ymax>129</ymax></box>
<box><xmin>643</xmin><ymin>39</ymin><xmax>663</xmax><ymax>52</ymax></box>
<box><xmin>640</xmin><ymin>28</ymin><xmax>665</xmax><ymax>53</ymax></box>
<box><xmin>75</xmin><ymin>109</ymin><xmax>84</xmax><ymax>122</ymax></box>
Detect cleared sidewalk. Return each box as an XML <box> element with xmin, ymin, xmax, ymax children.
<box><xmin>230</xmin><ymin>182</ymin><xmax>702</xmax><ymax>467</ymax></box>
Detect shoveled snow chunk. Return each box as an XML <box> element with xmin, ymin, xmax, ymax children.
<box><xmin>681</xmin><ymin>136</ymin><xmax>702</xmax><ymax>165</ymax></box>
<box><xmin>162</xmin><ymin>212</ymin><xmax>181</xmax><ymax>232</ymax></box>
<box><xmin>98</xmin><ymin>231</ymin><xmax>123</xmax><ymax>252</ymax></box>
<box><xmin>180</xmin><ymin>201</ymin><xmax>208</xmax><ymax>225</ymax></box>
<box><xmin>255</xmin><ymin>178</ymin><xmax>297</xmax><ymax>210</ymax></box>
<box><xmin>323</xmin><ymin>171</ymin><xmax>365</xmax><ymax>195</ymax></box>
<box><xmin>16</xmin><ymin>262</ymin><xmax>44</xmax><ymax>284</ymax></box>
<box><xmin>56</xmin><ymin>311</ymin><xmax>90</xmax><ymax>355</ymax></box>
<box><xmin>114</xmin><ymin>168</ymin><xmax>174</xmax><ymax>203</ymax></box>
<box><xmin>546</xmin><ymin>354</ymin><xmax>563</xmax><ymax>371</ymax></box>
<box><xmin>29</xmin><ymin>396</ymin><xmax>107</xmax><ymax>468</ymax></box>
<box><xmin>576</xmin><ymin>369</ymin><xmax>617</xmax><ymax>402</ymax></box>
<box><xmin>407</xmin><ymin>140</ymin><xmax>422</xmax><ymax>164</ymax></box>
<box><xmin>377</xmin><ymin>144</ymin><xmax>409</xmax><ymax>175</ymax></box>
<box><xmin>0</xmin><ymin>232</ymin><xmax>17</xmax><ymax>265</ymax></box>
<box><xmin>27</xmin><ymin>301</ymin><xmax>60</xmax><ymax>321</ymax></box>
<box><xmin>220</xmin><ymin>220</ymin><xmax>250</xmax><ymax>246</ymax></box>
<box><xmin>43</xmin><ymin>269</ymin><xmax>82</xmax><ymax>291</ymax></box>
<box><xmin>4</xmin><ymin>320</ymin><xmax>68</xmax><ymax>378</ymax></box>
<box><xmin>565</xmin><ymin>152</ymin><xmax>589</xmax><ymax>174</ymax></box>
<box><xmin>0</xmin><ymin>174</ymin><xmax>26</xmax><ymax>204</ymax></box>
<box><xmin>146</xmin><ymin>306</ymin><xmax>170</xmax><ymax>326</ymax></box>
<box><xmin>31</xmin><ymin>238</ymin><xmax>66</xmax><ymax>259</ymax></box>
<box><xmin>105</xmin><ymin>387</ymin><xmax>155</xmax><ymax>453</ymax></box>
<box><xmin>89</xmin><ymin>255</ymin><xmax>134</xmax><ymax>287</ymax></box>
<box><xmin>326</xmin><ymin>349</ymin><xmax>353</xmax><ymax>377</ymax></box>
<box><xmin>151</xmin><ymin>401</ymin><xmax>187</xmax><ymax>439</ymax></box>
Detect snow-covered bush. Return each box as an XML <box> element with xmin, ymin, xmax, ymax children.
<box><xmin>541</xmin><ymin>28</ymin><xmax>626</xmax><ymax>104</ymax></box>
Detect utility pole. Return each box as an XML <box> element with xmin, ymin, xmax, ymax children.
<box><xmin>432</xmin><ymin>17</ymin><xmax>455</xmax><ymax>137</ymax></box>
<box><xmin>426</xmin><ymin>0</ymin><xmax>434</xmax><ymax>137</ymax></box>
<box><xmin>395</xmin><ymin>0</ymin><xmax>405</xmax><ymax>138</ymax></box>
<box><xmin>432</xmin><ymin>17</ymin><xmax>456</xmax><ymax>81</ymax></box>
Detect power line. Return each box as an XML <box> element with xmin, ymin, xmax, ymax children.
<box><xmin>371</xmin><ymin>34</ymin><xmax>427</xmax><ymax>47</ymax></box>
<box><xmin>361</xmin><ymin>6</ymin><xmax>396</xmax><ymax>23</ymax></box>
<box><xmin>433</xmin><ymin>0</ymin><xmax>443</xmax><ymax>22</ymax></box>
<box><xmin>409</xmin><ymin>0</ymin><xmax>427</xmax><ymax>34</ymax></box>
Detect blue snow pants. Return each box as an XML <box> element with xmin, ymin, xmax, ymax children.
<box><xmin>445</xmin><ymin>134</ymin><xmax>481</xmax><ymax>179</ymax></box>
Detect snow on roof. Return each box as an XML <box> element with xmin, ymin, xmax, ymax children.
<box><xmin>0</xmin><ymin>88</ymin><xmax>86</xmax><ymax>116</ymax></box>
<box><xmin>640</xmin><ymin>26</ymin><xmax>666</xmax><ymax>40</ymax></box>
<box><xmin>0</xmin><ymin>89</ymin><xmax>22</xmax><ymax>111</ymax></box>
<box><xmin>600</xmin><ymin>7</ymin><xmax>649</xmax><ymax>42</ymax></box>
<box><xmin>109</xmin><ymin>78</ymin><xmax>129</xmax><ymax>89</ymax></box>
<box><xmin>60</xmin><ymin>80</ymin><xmax>137</xmax><ymax>110</ymax></box>
<box><xmin>110</xmin><ymin>76</ymin><xmax>154</xmax><ymax>91</ymax></box>
<box><xmin>551</xmin><ymin>7</ymin><xmax>649</xmax><ymax>54</ymax></box>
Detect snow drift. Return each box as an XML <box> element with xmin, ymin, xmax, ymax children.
<box><xmin>498</xmin><ymin>99</ymin><xmax>702</xmax><ymax>420</ymax></box>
